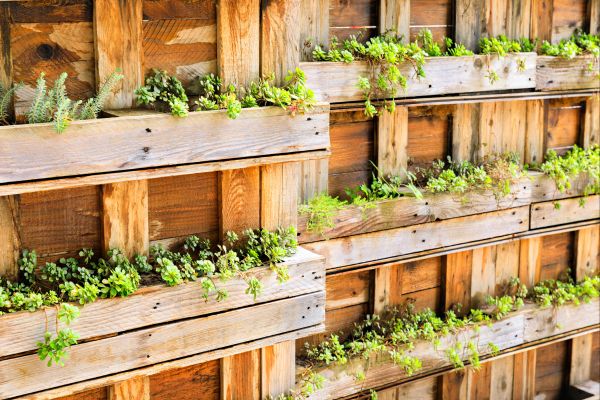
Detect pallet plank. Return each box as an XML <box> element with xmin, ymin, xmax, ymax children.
<box><xmin>536</xmin><ymin>56</ymin><xmax>600</xmax><ymax>91</ymax></box>
<box><xmin>530</xmin><ymin>195</ymin><xmax>600</xmax><ymax>229</ymax></box>
<box><xmin>377</xmin><ymin>106</ymin><xmax>408</xmax><ymax>178</ymax></box>
<box><xmin>0</xmin><ymin>195</ymin><xmax>20</xmax><ymax>280</ymax></box>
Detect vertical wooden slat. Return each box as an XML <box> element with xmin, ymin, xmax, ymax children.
<box><xmin>452</xmin><ymin>103</ymin><xmax>480</xmax><ymax>162</ymax></box>
<box><xmin>490</xmin><ymin>356</ymin><xmax>515</xmax><ymax>400</ymax></box>
<box><xmin>261</xmin><ymin>341</ymin><xmax>295</xmax><ymax>397</ymax></box>
<box><xmin>299</xmin><ymin>0</ymin><xmax>329</xmax><ymax>61</ymax></box>
<box><xmin>373</xmin><ymin>265</ymin><xmax>393</xmax><ymax>314</ymax></box>
<box><xmin>299</xmin><ymin>158</ymin><xmax>329</xmax><ymax>202</ymax></box>
<box><xmin>519</xmin><ymin>237</ymin><xmax>542</xmax><ymax>287</ymax></box>
<box><xmin>525</xmin><ymin>100</ymin><xmax>546</xmax><ymax>164</ymax></box>
<box><xmin>530</xmin><ymin>0</ymin><xmax>553</xmax><ymax>42</ymax></box>
<box><xmin>379</xmin><ymin>0</ymin><xmax>410</xmax><ymax>40</ymax></box>
<box><xmin>494</xmin><ymin>241</ymin><xmax>520</xmax><ymax>294</ymax></box>
<box><xmin>570</xmin><ymin>334</ymin><xmax>594</xmax><ymax>386</ymax></box>
<box><xmin>507</xmin><ymin>0</ymin><xmax>532</xmax><ymax>38</ymax></box>
<box><xmin>513</xmin><ymin>350</ymin><xmax>537</xmax><ymax>399</ymax></box>
<box><xmin>0</xmin><ymin>196</ymin><xmax>20</xmax><ymax>281</ymax></box>
<box><xmin>479</xmin><ymin>101</ymin><xmax>528</xmax><ymax>161</ymax></box>
<box><xmin>455</xmin><ymin>0</ymin><xmax>485</xmax><ymax>51</ymax></box>
<box><xmin>261</xmin><ymin>0</ymin><xmax>301</xmax><ymax>84</ymax></box>
<box><xmin>261</xmin><ymin>162</ymin><xmax>300</xmax><ymax>230</ymax></box>
<box><xmin>440</xmin><ymin>370</ymin><xmax>469</xmax><ymax>400</ymax></box>
<box><xmin>218</xmin><ymin>168</ymin><xmax>261</xmax><ymax>237</ymax></box>
<box><xmin>0</xmin><ymin>3</ymin><xmax>13</xmax><ymax>119</ymax></box>
<box><xmin>108</xmin><ymin>377</ymin><xmax>149</xmax><ymax>400</ymax></box>
<box><xmin>102</xmin><ymin>180</ymin><xmax>149</xmax><ymax>257</ymax></box>
<box><xmin>589</xmin><ymin>0</ymin><xmax>600</xmax><ymax>34</ymax></box>
<box><xmin>221</xmin><ymin>350</ymin><xmax>261</xmax><ymax>400</ymax></box>
<box><xmin>93</xmin><ymin>0</ymin><xmax>143</xmax><ymax>108</ymax></box>
<box><xmin>217</xmin><ymin>0</ymin><xmax>260</xmax><ymax>88</ymax></box>
<box><xmin>471</xmin><ymin>246</ymin><xmax>496</xmax><ymax>307</ymax></box>
<box><xmin>377</xmin><ymin>106</ymin><xmax>409</xmax><ymax>178</ymax></box>
<box><xmin>583</xmin><ymin>95</ymin><xmax>600</xmax><ymax>148</ymax></box>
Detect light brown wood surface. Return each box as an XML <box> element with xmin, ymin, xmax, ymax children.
<box><xmin>0</xmin><ymin>195</ymin><xmax>20</xmax><ymax>280</ymax></box>
<box><xmin>537</xmin><ymin>56</ymin><xmax>600</xmax><ymax>91</ymax></box>
<box><xmin>530</xmin><ymin>195</ymin><xmax>600</xmax><ymax>229</ymax></box>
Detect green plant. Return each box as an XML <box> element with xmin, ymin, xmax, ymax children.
<box><xmin>299</xmin><ymin>194</ymin><xmax>347</xmax><ymax>235</ymax></box>
<box><xmin>478</xmin><ymin>35</ymin><xmax>533</xmax><ymax>84</ymax></box>
<box><xmin>37</xmin><ymin>303</ymin><xmax>80</xmax><ymax>367</ymax></box>
<box><xmin>0</xmin><ymin>82</ymin><xmax>22</xmax><ymax>125</ymax></box>
<box><xmin>135</xmin><ymin>69</ymin><xmax>189</xmax><ymax>117</ymax></box>
<box><xmin>540</xmin><ymin>31</ymin><xmax>600</xmax><ymax>74</ymax></box>
<box><xmin>27</xmin><ymin>70</ymin><xmax>123</xmax><ymax>132</ymax></box>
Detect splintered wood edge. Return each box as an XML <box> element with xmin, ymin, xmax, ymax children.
<box><xmin>15</xmin><ymin>323</ymin><xmax>325</xmax><ymax>400</ymax></box>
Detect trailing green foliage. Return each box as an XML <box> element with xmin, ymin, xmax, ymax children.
<box><xmin>137</xmin><ymin>68</ymin><xmax>316</xmax><ymax>119</ymax></box>
<box><xmin>535</xmin><ymin>145</ymin><xmax>599</xmax><ymax>198</ymax></box>
<box><xmin>192</xmin><ymin>68</ymin><xmax>316</xmax><ymax>118</ymax></box>
<box><xmin>26</xmin><ymin>70</ymin><xmax>123</xmax><ymax>133</ymax></box>
<box><xmin>478</xmin><ymin>35</ymin><xmax>536</xmax><ymax>83</ymax></box>
<box><xmin>286</xmin><ymin>275</ymin><xmax>600</xmax><ymax>399</ymax></box>
<box><xmin>300</xmin><ymin>154</ymin><xmax>524</xmax><ymax>235</ymax></box>
<box><xmin>36</xmin><ymin>303</ymin><xmax>80</xmax><ymax>367</ymax></box>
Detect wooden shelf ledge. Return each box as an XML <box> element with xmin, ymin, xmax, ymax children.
<box><xmin>0</xmin><ymin>247</ymin><xmax>326</xmax><ymax>399</ymax></box>
<box><xmin>0</xmin><ymin>104</ymin><xmax>330</xmax><ymax>185</ymax></box>
<box><xmin>295</xmin><ymin>301</ymin><xmax>600</xmax><ymax>399</ymax></box>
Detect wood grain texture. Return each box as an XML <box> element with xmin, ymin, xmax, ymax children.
<box><xmin>11</xmin><ymin>22</ymin><xmax>95</xmax><ymax>118</ymax></box>
<box><xmin>261</xmin><ymin>162</ymin><xmax>300</xmax><ymax>230</ymax></box>
<box><xmin>108</xmin><ymin>377</ymin><xmax>149</xmax><ymax>400</ymax></box>
<box><xmin>0</xmin><ymin>195</ymin><xmax>20</xmax><ymax>280</ymax></box>
<box><xmin>591</xmin><ymin>0</ymin><xmax>600</xmax><ymax>34</ymax></box>
<box><xmin>219</xmin><ymin>167</ymin><xmax>260</xmax><ymax>237</ymax></box>
<box><xmin>143</xmin><ymin>18</ymin><xmax>217</xmax><ymax>86</ymax></box>
<box><xmin>261</xmin><ymin>341</ymin><xmax>296</xmax><ymax>397</ymax></box>
<box><xmin>525</xmin><ymin>99</ymin><xmax>546</xmax><ymax>164</ymax></box>
<box><xmin>9</xmin><ymin>0</ymin><xmax>92</xmax><ymax>23</ymax></box>
<box><xmin>478</xmin><ymin>100</ymin><xmax>528</xmax><ymax>161</ymax></box>
<box><xmin>260</xmin><ymin>0</ymin><xmax>301</xmax><ymax>84</ymax></box>
<box><xmin>217</xmin><ymin>0</ymin><xmax>259</xmax><ymax>88</ymax></box>
<box><xmin>537</xmin><ymin>56</ymin><xmax>600</xmax><ymax>91</ymax></box>
<box><xmin>490</xmin><ymin>356</ymin><xmax>515</xmax><ymax>400</ymax></box>
<box><xmin>377</xmin><ymin>106</ymin><xmax>408</xmax><ymax>178</ymax></box>
<box><xmin>0</xmin><ymin>248</ymin><xmax>324</xmax><ymax>358</ymax></box>
<box><xmin>149</xmin><ymin>360</ymin><xmax>219</xmax><ymax>400</ymax></box>
<box><xmin>299</xmin><ymin>158</ymin><xmax>329</xmax><ymax>202</ymax></box>
<box><xmin>513</xmin><ymin>350</ymin><xmax>537</xmax><ymax>400</ymax></box>
<box><xmin>519</xmin><ymin>237</ymin><xmax>542</xmax><ymax>287</ymax></box>
<box><xmin>575</xmin><ymin>225</ymin><xmax>600</xmax><ymax>279</ymax></box>
<box><xmin>298</xmin><ymin>301</ymin><xmax>599</xmax><ymax>399</ymax></box>
<box><xmin>301</xmin><ymin>54</ymin><xmax>536</xmax><ymax>103</ymax></box>
<box><xmin>583</xmin><ymin>95</ymin><xmax>600</xmax><ymax>148</ymax></box>
<box><xmin>454</xmin><ymin>0</ymin><xmax>485</xmax><ymax>51</ymax></box>
<box><xmin>0</xmin><ymin>292</ymin><xmax>324</xmax><ymax>398</ymax></box>
<box><xmin>530</xmin><ymin>195</ymin><xmax>600</xmax><ymax>229</ymax></box>
<box><xmin>540</xmin><ymin>232</ymin><xmax>575</xmax><ymax>281</ymax></box>
<box><xmin>379</xmin><ymin>0</ymin><xmax>410</xmax><ymax>40</ymax></box>
<box><xmin>299</xmin><ymin>0</ymin><xmax>329</xmax><ymax>60</ymax></box>
<box><xmin>94</xmin><ymin>0</ymin><xmax>142</xmax><ymax>108</ymax></box>
<box><xmin>452</xmin><ymin>103</ymin><xmax>480</xmax><ymax>162</ymax></box>
<box><xmin>0</xmin><ymin>104</ymin><xmax>330</xmax><ymax>184</ymax></box>
<box><xmin>221</xmin><ymin>350</ymin><xmax>261</xmax><ymax>400</ymax></box>
<box><xmin>142</xmin><ymin>0</ymin><xmax>215</xmax><ymax>20</ymax></box>
<box><xmin>373</xmin><ymin>264</ymin><xmax>393</xmax><ymax>314</ymax></box>
<box><xmin>0</xmin><ymin>4</ymin><xmax>12</xmax><ymax>119</ymax></box>
<box><xmin>303</xmin><ymin>206</ymin><xmax>529</xmax><ymax>269</ymax></box>
<box><xmin>326</xmin><ymin>270</ymin><xmax>370</xmax><ymax>310</ymax></box>
<box><xmin>102</xmin><ymin>180</ymin><xmax>149</xmax><ymax>257</ymax></box>
<box><xmin>443</xmin><ymin>250</ymin><xmax>472</xmax><ymax>314</ymax></box>
<box><xmin>570</xmin><ymin>333</ymin><xmax>594</xmax><ymax>385</ymax></box>
<box><xmin>534</xmin><ymin>338</ymin><xmax>569</xmax><ymax>399</ymax></box>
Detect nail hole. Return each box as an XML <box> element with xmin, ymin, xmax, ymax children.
<box><xmin>36</xmin><ymin>44</ymin><xmax>54</xmax><ymax>60</ymax></box>
<box><xmin>146</xmin><ymin>128</ymin><xmax>152</xmax><ymax>133</ymax></box>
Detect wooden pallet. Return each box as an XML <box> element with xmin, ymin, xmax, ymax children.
<box><xmin>537</xmin><ymin>56</ymin><xmax>600</xmax><ymax>91</ymax></box>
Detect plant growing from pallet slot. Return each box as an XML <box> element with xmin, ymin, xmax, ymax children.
<box><xmin>533</xmin><ymin>144</ymin><xmax>600</xmax><ymax>208</ymax></box>
<box><xmin>540</xmin><ymin>30</ymin><xmax>600</xmax><ymax>75</ymax></box>
<box><xmin>1</xmin><ymin>227</ymin><xmax>297</xmax><ymax>367</ymax></box>
<box><xmin>136</xmin><ymin>68</ymin><xmax>316</xmax><ymax>119</ymax></box>
<box><xmin>0</xmin><ymin>82</ymin><xmax>23</xmax><ymax>125</ymax></box>
<box><xmin>26</xmin><ymin>70</ymin><xmax>123</xmax><ymax>133</ymax></box>
<box><xmin>300</xmin><ymin>153</ymin><xmax>525</xmax><ymax>236</ymax></box>
<box><xmin>478</xmin><ymin>35</ymin><xmax>536</xmax><ymax>83</ymax></box>
<box><xmin>275</xmin><ymin>274</ymin><xmax>599</xmax><ymax>399</ymax></box>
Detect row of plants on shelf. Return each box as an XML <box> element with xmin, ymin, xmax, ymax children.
<box><xmin>0</xmin><ymin>70</ymin><xmax>123</xmax><ymax>133</ymax></box>
<box><xmin>311</xmin><ymin>29</ymin><xmax>598</xmax><ymax>116</ymax></box>
<box><xmin>0</xmin><ymin>67</ymin><xmax>316</xmax><ymax>132</ymax></box>
<box><xmin>273</xmin><ymin>273</ymin><xmax>600</xmax><ymax>399</ymax></box>
<box><xmin>135</xmin><ymin>67</ymin><xmax>316</xmax><ymax>118</ymax></box>
<box><xmin>299</xmin><ymin>145</ymin><xmax>599</xmax><ymax>235</ymax></box>
<box><xmin>0</xmin><ymin>227</ymin><xmax>297</xmax><ymax>367</ymax></box>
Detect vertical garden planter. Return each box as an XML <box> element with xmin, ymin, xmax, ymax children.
<box><xmin>536</xmin><ymin>56</ymin><xmax>600</xmax><ymax>91</ymax></box>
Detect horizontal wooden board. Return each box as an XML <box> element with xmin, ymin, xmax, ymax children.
<box><xmin>0</xmin><ymin>104</ymin><xmax>330</xmax><ymax>184</ymax></box>
<box><xmin>299</xmin><ymin>176</ymin><xmax>534</xmax><ymax>243</ymax></box>
<box><xmin>297</xmin><ymin>301</ymin><xmax>600</xmax><ymax>399</ymax></box>
<box><xmin>0</xmin><ymin>248</ymin><xmax>324</xmax><ymax>358</ymax></box>
<box><xmin>301</xmin><ymin>54</ymin><xmax>536</xmax><ymax>103</ymax></box>
<box><xmin>303</xmin><ymin>206</ymin><xmax>529</xmax><ymax>269</ymax></box>
<box><xmin>531</xmin><ymin>195</ymin><xmax>600</xmax><ymax>229</ymax></box>
<box><xmin>0</xmin><ymin>291</ymin><xmax>325</xmax><ymax>398</ymax></box>
<box><xmin>537</xmin><ymin>56</ymin><xmax>600</xmax><ymax>91</ymax></box>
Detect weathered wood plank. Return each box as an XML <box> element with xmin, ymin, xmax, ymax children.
<box><xmin>0</xmin><ymin>3</ymin><xmax>13</xmax><ymax>119</ymax></box>
<box><xmin>379</xmin><ymin>0</ymin><xmax>410</xmax><ymax>40</ymax></box>
<box><xmin>0</xmin><ymin>195</ymin><xmax>20</xmax><ymax>280</ymax></box>
<box><xmin>108</xmin><ymin>377</ymin><xmax>149</xmax><ymax>400</ymax></box>
<box><xmin>0</xmin><ymin>292</ymin><xmax>325</xmax><ymax>398</ymax></box>
<box><xmin>583</xmin><ymin>95</ymin><xmax>600</xmax><ymax>148</ymax></box>
<box><xmin>377</xmin><ymin>106</ymin><xmax>408</xmax><ymax>178</ymax></box>
<box><xmin>490</xmin><ymin>356</ymin><xmax>515</xmax><ymax>400</ymax></box>
<box><xmin>261</xmin><ymin>340</ymin><xmax>296</xmax><ymax>397</ymax></box>
<box><xmin>299</xmin><ymin>178</ymin><xmax>533</xmax><ymax>244</ymax></box>
<box><xmin>297</xmin><ymin>301</ymin><xmax>599</xmax><ymax>399</ymax></box>
<box><xmin>299</xmin><ymin>0</ymin><xmax>329</xmax><ymax>61</ymax></box>
<box><xmin>261</xmin><ymin>0</ymin><xmax>301</xmax><ymax>84</ymax></box>
<box><xmin>570</xmin><ymin>333</ymin><xmax>594</xmax><ymax>386</ymax></box>
<box><xmin>575</xmin><ymin>225</ymin><xmax>600</xmax><ymax>278</ymax></box>
<box><xmin>218</xmin><ymin>167</ymin><xmax>260</xmax><ymax>236</ymax></box>
<box><xmin>530</xmin><ymin>195</ymin><xmax>600</xmax><ymax>229</ymax></box>
<box><xmin>0</xmin><ymin>104</ymin><xmax>330</xmax><ymax>184</ymax></box>
<box><xmin>102</xmin><ymin>180</ymin><xmax>149</xmax><ymax>257</ymax></box>
<box><xmin>444</xmin><ymin>250</ymin><xmax>472</xmax><ymax>314</ymax></box>
<box><xmin>536</xmin><ymin>56</ymin><xmax>600</xmax><ymax>91</ymax></box>
<box><xmin>0</xmin><ymin>248</ymin><xmax>324</xmax><ymax>358</ymax></box>
<box><xmin>300</xmin><ymin>54</ymin><xmax>536</xmax><ymax>103</ymax></box>
<box><xmin>217</xmin><ymin>0</ymin><xmax>259</xmax><ymax>88</ymax></box>
<box><xmin>454</xmin><ymin>0</ymin><xmax>485</xmax><ymax>51</ymax></box>
<box><xmin>299</xmin><ymin>158</ymin><xmax>329</xmax><ymax>203</ymax></box>
<box><xmin>221</xmin><ymin>350</ymin><xmax>261</xmax><ymax>400</ymax></box>
<box><xmin>524</xmin><ymin>99</ymin><xmax>546</xmax><ymax>165</ymax></box>
<box><xmin>94</xmin><ymin>0</ymin><xmax>142</xmax><ymax>108</ymax></box>
<box><xmin>512</xmin><ymin>350</ymin><xmax>537</xmax><ymax>399</ymax></box>
<box><xmin>591</xmin><ymin>0</ymin><xmax>600</xmax><ymax>35</ymax></box>
<box><xmin>303</xmin><ymin>206</ymin><xmax>529</xmax><ymax>269</ymax></box>
<box><xmin>518</xmin><ymin>237</ymin><xmax>542</xmax><ymax>287</ymax></box>
<box><xmin>261</xmin><ymin>162</ymin><xmax>300</xmax><ymax>230</ymax></box>
<box><xmin>478</xmin><ymin>100</ymin><xmax>528</xmax><ymax>161</ymax></box>
<box><xmin>373</xmin><ymin>264</ymin><xmax>393</xmax><ymax>314</ymax></box>
<box><xmin>451</xmin><ymin>103</ymin><xmax>480</xmax><ymax>162</ymax></box>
